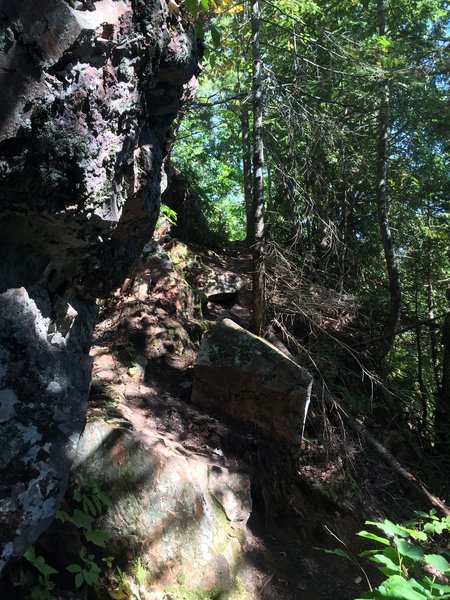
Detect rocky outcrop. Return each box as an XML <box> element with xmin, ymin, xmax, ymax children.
<box><xmin>0</xmin><ymin>0</ymin><xmax>200</xmax><ymax>572</ymax></box>
<box><xmin>0</xmin><ymin>287</ymin><xmax>96</xmax><ymax>572</ymax></box>
<box><xmin>192</xmin><ymin>319</ymin><xmax>313</xmax><ymax>451</ymax></box>
<box><xmin>73</xmin><ymin>420</ymin><xmax>251</xmax><ymax>593</ymax></box>
<box><xmin>0</xmin><ymin>0</ymin><xmax>200</xmax><ymax>297</ymax></box>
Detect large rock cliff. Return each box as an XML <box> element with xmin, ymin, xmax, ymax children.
<box><xmin>0</xmin><ymin>0</ymin><xmax>200</xmax><ymax>571</ymax></box>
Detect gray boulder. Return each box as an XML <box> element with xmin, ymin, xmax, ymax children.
<box><xmin>0</xmin><ymin>287</ymin><xmax>95</xmax><ymax>572</ymax></box>
<box><xmin>73</xmin><ymin>420</ymin><xmax>251</xmax><ymax>593</ymax></box>
<box><xmin>192</xmin><ymin>319</ymin><xmax>313</xmax><ymax>450</ymax></box>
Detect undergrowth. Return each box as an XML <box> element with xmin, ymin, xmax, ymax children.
<box><xmin>326</xmin><ymin>510</ymin><xmax>450</xmax><ymax>599</ymax></box>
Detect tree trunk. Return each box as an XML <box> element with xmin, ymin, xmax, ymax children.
<box><xmin>425</xmin><ymin>207</ymin><xmax>440</xmax><ymax>391</ymax></box>
<box><xmin>414</xmin><ymin>259</ymin><xmax>427</xmax><ymax>430</ymax></box>
<box><xmin>240</xmin><ymin>100</ymin><xmax>253</xmax><ymax>242</ymax></box>
<box><xmin>435</xmin><ymin>290</ymin><xmax>450</xmax><ymax>449</ymax></box>
<box><xmin>375</xmin><ymin>0</ymin><xmax>402</xmax><ymax>363</ymax></box>
<box><xmin>250</xmin><ymin>0</ymin><xmax>266</xmax><ymax>336</ymax></box>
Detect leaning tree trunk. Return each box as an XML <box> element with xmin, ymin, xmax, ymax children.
<box><xmin>375</xmin><ymin>0</ymin><xmax>402</xmax><ymax>363</ymax></box>
<box><xmin>250</xmin><ymin>0</ymin><xmax>266</xmax><ymax>336</ymax></box>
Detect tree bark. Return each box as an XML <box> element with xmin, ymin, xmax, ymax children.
<box><xmin>414</xmin><ymin>260</ymin><xmax>427</xmax><ymax>430</ymax></box>
<box><xmin>375</xmin><ymin>0</ymin><xmax>402</xmax><ymax>363</ymax></box>
<box><xmin>435</xmin><ymin>290</ymin><xmax>450</xmax><ymax>449</ymax></box>
<box><xmin>240</xmin><ymin>100</ymin><xmax>254</xmax><ymax>242</ymax></box>
<box><xmin>250</xmin><ymin>0</ymin><xmax>266</xmax><ymax>336</ymax></box>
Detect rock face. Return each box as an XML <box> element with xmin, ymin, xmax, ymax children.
<box><xmin>0</xmin><ymin>0</ymin><xmax>200</xmax><ymax>297</ymax></box>
<box><xmin>74</xmin><ymin>420</ymin><xmax>251</xmax><ymax>593</ymax></box>
<box><xmin>192</xmin><ymin>319</ymin><xmax>313</xmax><ymax>450</ymax></box>
<box><xmin>0</xmin><ymin>0</ymin><xmax>199</xmax><ymax>572</ymax></box>
<box><xmin>0</xmin><ymin>287</ymin><xmax>96</xmax><ymax>572</ymax></box>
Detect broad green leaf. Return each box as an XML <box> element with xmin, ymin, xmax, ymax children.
<box><xmin>67</xmin><ymin>563</ymin><xmax>82</xmax><ymax>574</ymax></box>
<box><xmin>424</xmin><ymin>553</ymin><xmax>450</xmax><ymax>573</ymax></box>
<box><xmin>405</xmin><ymin>529</ymin><xmax>427</xmax><ymax>542</ymax></box>
<box><xmin>83</xmin><ymin>569</ymin><xmax>98</xmax><ymax>585</ymax></box>
<box><xmin>85</xmin><ymin>530</ymin><xmax>109</xmax><ymax>548</ymax></box>
<box><xmin>376</xmin><ymin>575</ymin><xmax>428</xmax><ymax>599</ymax></box>
<box><xmin>395</xmin><ymin>539</ymin><xmax>424</xmax><ymax>561</ymax></box>
<box><xmin>72</xmin><ymin>509</ymin><xmax>94</xmax><ymax>530</ymax></box>
<box><xmin>357</xmin><ymin>530</ymin><xmax>390</xmax><ymax>545</ymax></box>
<box><xmin>366</xmin><ymin>520</ymin><xmax>410</xmax><ymax>538</ymax></box>
<box><xmin>24</xmin><ymin>547</ymin><xmax>36</xmax><ymax>562</ymax></box>
<box><xmin>369</xmin><ymin>553</ymin><xmax>400</xmax><ymax>574</ymax></box>
<box><xmin>75</xmin><ymin>572</ymin><xmax>84</xmax><ymax>589</ymax></box>
<box><xmin>200</xmin><ymin>0</ymin><xmax>209</xmax><ymax>10</ymax></box>
<box><xmin>184</xmin><ymin>0</ymin><xmax>197</xmax><ymax>17</ymax></box>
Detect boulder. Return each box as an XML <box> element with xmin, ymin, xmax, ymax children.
<box><xmin>192</xmin><ymin>319</ymin><xmax>313</xmax><ymax>451</ymax></box>
<box><xmin>73</xmin><ymin>420</ymin><xmax>251</xmax><ymax>593</ymax></box>
<box><xmin>0</xmin><ymin>287</ymin><xmax>96</xmax><ymax>572</ymax></box>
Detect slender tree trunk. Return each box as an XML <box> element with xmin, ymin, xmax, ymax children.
<box><xmin>425</xmin><ymin>207</ymin><xmax>440</xmax><ymax>391</ymax></box>
<box><xmin>435</xmin><ymin>290</ymin><xmax>450</xmax><ymax>449</ymax></box>
<box><xmin>375</xmin><ymin>0</ymin><xmax>401</xmax><ymax>362</ymax></box>
<box><xmin>414</xmin><ymin>259</ymin><xmax>427</xmax><ymax>430</ymax></box>
<box><xmin>250</xmin><ymin>0</ymin><xmax>266</xmax><ymax>336</ymax></box>
<box><xmin>240</xmin><ymin>100</ymin><xmax>253</xmax><ymax>242</ymax></box>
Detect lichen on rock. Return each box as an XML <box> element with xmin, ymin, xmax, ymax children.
<box><xmin>0</xmin><ymin>0</ymin><xmax>200</xmax><ymax>573</ymax></box>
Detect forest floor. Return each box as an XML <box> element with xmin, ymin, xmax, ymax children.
<box><xmin>86</xmin><ymin>238</ymin><xmax>412</xmax><ymax>600</ymax></box>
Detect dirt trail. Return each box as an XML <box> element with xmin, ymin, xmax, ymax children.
<box><xmin>89</xmin><ymin>240</ymin><xmax>370</xmax><ymax>599</ymax></box>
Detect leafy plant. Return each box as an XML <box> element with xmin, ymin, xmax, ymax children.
<box><xmin>67</xmin><ymin>546</ymin><xmax>102</xmax><ymax>589</ymax></box>
<box><xmin>327</xmin><ymin>512</ymin><xmax>450</xmax><ymax>599</ymax></box>
<box><xmin>24</xmin><ymin>472</ymin><xmax>113</xmax><ymax>596</ymax></box>
<box><xmin>24</xmin><ymin>547</ymin><xmax>58</xmax><ymax>600</ymax></box>
<box><xmin>108</xmin><ymin>557</ymin><xmax>150</xmax><ymax>600</ymax></box>
<box><xmin>160</xmin><ymin>203</ymin><xmax>178</xmax><ymax>226</ymax></box>
<box><xmin>56</xmin><ymin>470</ymin><xmax>113</xmax><ymax>589</ymax></box>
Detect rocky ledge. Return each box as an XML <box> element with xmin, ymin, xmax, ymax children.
<box><xmin>0</xmin><ymin>0</ymin><xmax>200</xmax><ymax>572</ymax></box>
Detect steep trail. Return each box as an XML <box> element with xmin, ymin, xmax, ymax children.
<box><xmin>87</xmin><ymin>238</ymin><xmax>370</xmax><ymax>599</ymax></box>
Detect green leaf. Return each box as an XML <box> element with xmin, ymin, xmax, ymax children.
<box><xmin>83</xmin><ymin>496</ymin><xmax>97</xmax><ymax>517</ymax></box>
<box><xmin>405</xmin><ymin>529</ymin><xmax>427</xmax><ymax>542</ymax></box>
<box><xmin>395</xmin><ymin>539</ymin><xmax>424</xmax><ymax>561</ymax></box>
<box><xmin>72</xmin><ymin>509</ymin><xmax>94</xmax><ymax>530</ymax></box>
<box><xmin>318</xmin><ymin>547</ymin><xmax>353</xmax><ymax>561</ymax></box>
<box><xmin>24</xmin><ymin>547</ymin><xmax>36</xmax><ymax>562</ymax></box>
<box><xmin>84</xmin><ymin>530</ymin><xmax>108</xmax><ymax>548</ymax></box>
<box><xmin>67</xmin><ymin>563</ymin><xmax>83</xmax><ymax>574</ymax></box>
<box><xmin>376</xmin><ymin>575</ymin><xmax>428</xmax><ymax>599</ymax></box>
<box><xmin>424</xmin><ymin>554</ymin><xmax>450</xmax><ymax>573</ymax></box>
<box><xmin>210</xmin><ymin>24</ymin><xmax>222</xmax><ymax>49</ymax></box>
<box><xmin>56</xmin><ymin>510</ymin><xmax>71</xmax><ymax>523</ymax></box>
<box><xmin>357</xmin><ymin>531</ymin><xmax>390</xmax><ymax>545</ymax></box>
<box><xmin>366</xmin><ymin>520</ymin><xmax>410</xmax><ymax>538</ymax></box>
<box><xmin>75</xmin><ymin>572</ymin><xmax>84</xmax><ymax>589</ymax></box>
<box><xmin>184</xmin><ymin>0</ymin><xmax>197</xmax><ymax>17</ymax></box>
<box><xmin>24</xmin><ymin>549</ymin><xmax>58</xmax><ymax>577</ymax></box>
<box><xmin>200</xmin><ymin>0</ymin><xmax>209</xmax><ymax>10</ymax></box>
<box><xmin>83</xmin><ymin>570</ymin><xmax>98</xmax><ymax>585</ymax></box>
<box><xmin>369</xmin><ymin>553</ymin><xmax>400</xmax><ymax>574</ymax></box>
<box><xmin>34</xmin><ymin>557</ymin><xmax>58</xmax><ymax>577</ymax></box>
<box><xmin>97</xmin><ymin>491</ymin><xmax>111</xmax><ymax>508</ymax></box>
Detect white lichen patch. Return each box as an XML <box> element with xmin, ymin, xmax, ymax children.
<box><xmin>0</xmin><ymin>542</ymin><xmax>13</xmax><ymax>572</ymax></box>
<box><xmin>16</xmin><ymin>423</ymin><xmax>42</xmax><ymax>445</ymax></box>
<box><xmin>47</xmin><ymin>380</ymin><xmax>63</xmax><ymax>394</ymax></box>
<box><xmin>0</xmin><ymin>388</ymin><xmax>18</xmax><ymax>423</ymax></box>
<box><xmin>18</xmin><ymin>475</ymin><xmax>58</xmax><ymax>520</ymax></box>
